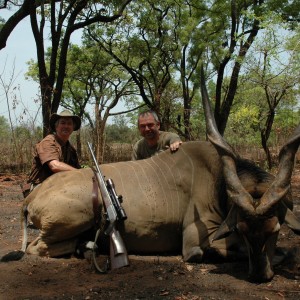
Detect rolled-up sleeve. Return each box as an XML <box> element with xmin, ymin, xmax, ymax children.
<box><xmin>37</xmin><ymin>136</ymin><xmax>60</xmax><ymax>165</ymax></box>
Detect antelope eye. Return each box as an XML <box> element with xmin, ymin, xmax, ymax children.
<box><xmin>264</xmin><ymin>216</ymin><xmax>280</xmax><ymax>234</ymax></box>
<box><xmin>236</xmin><ymin>222</ymin><xmax>248</xmax><ymax>233</ymax></box>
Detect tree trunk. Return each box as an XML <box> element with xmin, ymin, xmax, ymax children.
<box><xmin>260</xmin><ymin>109</ymin><xmax>275</xmax><ymax>169</ymax></box>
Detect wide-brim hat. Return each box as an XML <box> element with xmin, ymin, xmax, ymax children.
<box><xmin>50</xmin><ymin>110</ymin><xmax>81</xmax><ymax>132</ymax></box>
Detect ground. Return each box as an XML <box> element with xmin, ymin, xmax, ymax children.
<box><xmin>0</xmin><ymin>169</ymin><xmax>300</xmax><ymax>300</ymax></box>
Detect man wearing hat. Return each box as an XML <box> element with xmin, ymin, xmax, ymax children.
<box><xmin>25</xmin><ymin>110</ymin><xmax>81</xmax><ymax>195</ymax></box>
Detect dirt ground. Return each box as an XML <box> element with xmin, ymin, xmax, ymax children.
<box><xmin>0</xmin><ymin>168</ymin><xmax>300</xmax><ymax>300</ymax></box>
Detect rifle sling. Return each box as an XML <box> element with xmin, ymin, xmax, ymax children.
<box><xmin>92</xmin><ymin>174</ymin><xmax>101</xmax><ymax>226</ymax></box>
<box><xmin>91</xmin><ymin>169</ymin><xmax>106</xmax><ymax>233</ymax></box>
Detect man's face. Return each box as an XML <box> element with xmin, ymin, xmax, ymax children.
<box><xmin>138</xmin><ymin>114</ymin><xmax>160</xmax><ymax>140</ymax></box>
<box><xmin>55</xmin><ymin>117</ymin><xmax>74</xmax><ymax>140</ymax></box>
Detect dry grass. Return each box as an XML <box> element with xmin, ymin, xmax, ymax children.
<box><xmin>1</xmin><ymin>141</ymin><xmax>294</xmax><ymax>174</ymax></box>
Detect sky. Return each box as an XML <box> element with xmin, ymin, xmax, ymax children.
<box><xmin>0</xmin><ymin>10</ymin><xmax>42</xmax><ymax>126</ymax></box>
<box><xmin>0</xmin><ymin>9</ymin><xmax>88</xmax><ymax>128</ymax></box>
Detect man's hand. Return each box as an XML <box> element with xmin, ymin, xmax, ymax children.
<box><xmin>169</xmin><ymin>141</ymin><xmax>182</xmax><ymax>152</ymax></box>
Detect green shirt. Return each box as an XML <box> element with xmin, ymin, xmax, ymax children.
<box><xmin>132</xmin><ymin>131</ymin><xmax>181</xmax><ymax>160</ymax></box>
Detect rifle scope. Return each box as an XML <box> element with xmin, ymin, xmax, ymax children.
<box><xmin>106</xmin><ymin>178</ymin><xmax>127</xmax><ymax>221</ymax></box>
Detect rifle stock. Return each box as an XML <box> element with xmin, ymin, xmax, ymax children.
<box><xmin>87</xmin><ymin>142</ymin><xmax>129</xmax><ymax>270</ymax></box>
<box><xmin>110</xmin><ymin>227</ymin><xmax>129</xmax><ymax>270</ymax></box>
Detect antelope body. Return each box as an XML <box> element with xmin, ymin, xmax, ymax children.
<box><xmin>17</xmin><ymin>134</ymin><xmax>300</xmax><ymax>282</ymax></box>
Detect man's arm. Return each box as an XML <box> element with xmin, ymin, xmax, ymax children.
<box><xmin>165</xmin><ymin>132</ymin><xmax>182</xmax><ymax>153</ymax></box>
<box><xmin>47</xmin><ymin>160</ymin><xmax>78</xmax><ymax>173</ymax></box>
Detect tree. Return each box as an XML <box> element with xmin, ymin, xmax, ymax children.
<box><xmin>267</xmin><ymin>0</ymin><xmax>300</xmax><ymax>24</ymax></box>
<box><xmin>4</xmin><ymin>0</ymin><xmax>298</xmax><ymax>142</ymax></box>
<box><xmin>30</xmin><ymin>0</ymin><xmax>132</xmax><ymax>136</ymax></box>
<box><xmin>105</xmin><ymin>115</ymin><xmax>136</xmax><ymax>144</ymax></box>
<box><xmin>202</xmin><ymin>0</ymin><xmax>299</xmax><ymax>136</ymax></box>
<box><xmin>0</xmin><ymin>58</ymin><xmax>19</xmax><ymax>160</ymax></box>
<box><xmin>86</xmin><ymin>0</ymin><xmax>300</xmax><ymax>141</ymax></box>
<box><xmin>241</xmin><ymin>22</ymin><xmax>300</xmax><ymax>168</ymax></box>
<box><xmin>0</xmin><ymin>1</ymin><xmax>132</xmax><ymax>136</ymax></box>
<box><xmin>62</xmin><ymin>44</ymin><xmax>138</xmax><ymax>162</ymax></box>
<box><xmin>169</xmin><ymin>0</ymin><xmax>206</xmax><ymax>140</ymax></box>
<box><xmin>85</xmin><ymin>1</ymin><xmax>180</xmax><ymax>130</ymax></box>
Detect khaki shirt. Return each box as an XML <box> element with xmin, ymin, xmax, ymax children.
<box><xmin>28</xmin><ymin>134</ymin><xmax>80</xmax><ymax>185</ymax></box>
<box><xmin>132</xmin><ymin>131</ymin><xmax>181</xmax><ymax>160</ymax></box>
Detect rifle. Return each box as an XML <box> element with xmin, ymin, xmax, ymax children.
<box><xmin>87</xmin><ymin>142</ymin><xmax>129</xmax><ymax>272</ymax></box>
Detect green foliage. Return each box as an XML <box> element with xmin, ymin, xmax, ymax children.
<box><xmin>25</xmin><ymin>59</ymin><xmax>40</xmax><ymax>82</ymax></box>
<box><xmin>266</xmin><ymin>0</ymin><xmax>300</xmax><ymax>26</ymax></box>
<box><xmin>14</xmin><ymin>124</ymin><xmax>34</xmax><ymax>140</ymax></box>
<box><xmin>274</xmin><ymin>108</ymin><xmax>300</xmax><ymax>130</ymax></box>
<box><xmin>10</xmin><ymin>0</ymin><xmax>300</xmax><ymax>155</ymax></box>
<box><xmin>105</xmin><ymin>115</ymin><xmax>138</xmax><ymax>144</ymax></box>
<box><xmin>63</xmin><ymin>43</ymin><xmax>137</xmax><ymax>117</ymax></box>
<box><xmin>226</xmin><ymin>105</ymin><xmax>261</xmax><ymax>146</ymax></box>
<box><xmin>233</xmin><ymin>22</ymin><xmax>300</xmax><ymax>157</ymax></box>
<box><xmin>226</xmin><ymin>87</ymin><xmax>299</xmax><ymax>147</ymax></box>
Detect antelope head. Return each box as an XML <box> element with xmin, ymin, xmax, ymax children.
<box><xmin>200</xmin><ymin>66</ymin><xmax>300</xmax><ymax>282</ymax></box>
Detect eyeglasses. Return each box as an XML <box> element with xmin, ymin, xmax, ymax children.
<box><xmin>139</xmin><ymin>123</ymin><xmax>156</xmax><ymax>130</ymax></box>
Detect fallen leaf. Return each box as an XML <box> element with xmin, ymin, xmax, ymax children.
<box><xmin>160</xmin><ymin>290</ymin><xmax>170</xmax><ymax>296</ymax></box>
<box><xmin>186</xmin><ymin>264</ymin><xmax>194</xmax><ymax>272</ymax></box>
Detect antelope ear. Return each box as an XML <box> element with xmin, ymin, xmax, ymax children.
<box><xmin>212</xmin><ymin>205</ymin><xmax>238</xmax><ymax>242</ymax></box>
<box><xmin>285</xmin><ymin>208</ymin><xmax>300</xmax><ymax>234</ymax></box>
